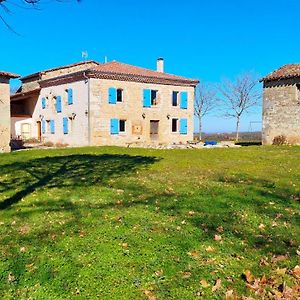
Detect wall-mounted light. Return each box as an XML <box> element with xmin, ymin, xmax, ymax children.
<box><xmin>167</xmin><ymin>114</ymin><xmax>170</xmax><ymax>119</ymax></box>
<box><xmin>142</xmin><ymin>113</ymin><xmax>146</xmax><ymax>119</ymax></box>
<box><xmin>71</xmin><ymin>113</ymin><xmax>76</xmax><ymax>119</ymax></box>
<box><xmin>85</xmin><ymin>110</ymin><xmax>88</xmax><ymax>116</ymax></box>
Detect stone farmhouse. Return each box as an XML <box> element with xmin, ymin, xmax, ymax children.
<box><xmin>260</xmin><ymin>64</ymin><xmax>300</xmax><ymax>145</ymax></box>
<box><xmin>0</xmin><ymin>71</ymin><xmax>19</xmax><ymax>152</ymax></box>
<box><xmin>11</xmin><ymin>59</ymin><xmax>198</xmax><ymax>147</ymax></box>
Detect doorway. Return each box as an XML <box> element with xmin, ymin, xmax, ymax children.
<box><xmin>150</xmin><ymin>120</ymin><xmax>159</xmax><ymax>140</ymax></box>
<box><xmin>37</xmin><ymin>121</ymin><xmax>41</xmax><ymax>141</ymax></box>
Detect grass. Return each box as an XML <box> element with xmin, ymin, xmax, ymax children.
<box><xmin>0</xmin><ymin>146</ymin><xmax>299</xmax><ymax>299</ymax></box>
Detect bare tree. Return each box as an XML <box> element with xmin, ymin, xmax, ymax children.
<box><xmin>0</xmin><ymin>0</ymin><xmax>81</xmax><ymax>31</ymax></box>
<box><xmin>194</xmin><ymin>82</ymin><xmax>217</xmax><ymax>141</ymax></box>
<box><xmin>218</xmin><ymin>72</ymin><xmax>261</xmax><ymax>141</ymax></box>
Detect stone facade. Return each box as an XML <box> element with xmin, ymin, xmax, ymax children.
<box><xmin>0</xmin><ymin>72</ymin><xmax>19</xmax><ymax>152</ymax></box>
<box><xmin>90</xmin><ymin>78</ymin><xmax>194</xmax><ymax>146</ymax></box>
<box><xmin>11</xmin><ymin>60</ymin><xmax>198</xmax><ymax>147</ymax></box>
<box><xmin>262</xmin><ymin>78</ymin><xmax>300</xmax><ymax>145</ymax></box>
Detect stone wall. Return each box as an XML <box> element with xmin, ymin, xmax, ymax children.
<box><xmin>90</xmin><ymin>78</ymin><xmax>195</xmax><ymax>146</ymax></box>
<box><xmin>262</xmin><ymin>78</ymin><xmax>300</xmax><ymax>145</ymax></box>
<box><xmin>21</xmin><ymin>62</ymin><xmax>98</xmax><ymax>93</ymax></box>
<box><xmin>0</xmin><ymin>77</ymin><xmax>11</xmax><ymax>152</ymax></box>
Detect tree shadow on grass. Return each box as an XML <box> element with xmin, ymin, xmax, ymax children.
<box><xmin>0</xmin><ymin>153</ymin><xmax>160</xmax><ymax>210</ymax></box>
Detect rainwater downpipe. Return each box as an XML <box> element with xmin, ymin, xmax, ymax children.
<box><xmin>83</xmin><ymin>71</ymin><xmax>91</xmax><ymax>145</ymax></box>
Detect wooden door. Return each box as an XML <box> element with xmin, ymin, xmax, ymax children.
<box><xmin>150</xmin><ymin>120</ymin><xmax>159</xmax><ymax>140</ymax></box>
<box><xmin>37</xmin><ymin>121</ymin><xmax>41</xmax><ymax>141</ymax></box>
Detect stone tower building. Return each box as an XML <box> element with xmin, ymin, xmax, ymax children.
<box><xmin>260</xmin><ymin>64</ymin><xmax>300</xmax><ymax>145</ymax></box>
<box><xmin>0</xmin><ymin>71</ymin><xmax>19</xmax><ymax>152</ymax></box>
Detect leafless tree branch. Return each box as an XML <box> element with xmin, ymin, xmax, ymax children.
<box><xmin>194</xmin><ymin>82</ymin><xmax>218</xmax><ymax>140</ymax></box>
<box><xmin>218</xmin><ymin>72</ymin><xmax>261</xmax><ymax>141</ymax></box>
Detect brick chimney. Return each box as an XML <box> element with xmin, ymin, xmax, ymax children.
<box><xmin>157</xmin><ymin>58</ymin><xmax>164</xmax><ymax>73</ymax></box>
<box><xmin>0</xmin><ymin>71</ymin><xmax>19</xmax><ymax>152</ymax></box>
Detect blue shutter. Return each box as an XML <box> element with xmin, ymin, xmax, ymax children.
<box><xmin>110</xmin><ymin>118</ymin><xmax>119</xmax><ymax>135</ymax></box>
<box><xmin>50</xmin><ymin>120</ymin><xmax>55</xmax><ymax>134</ymax></box>
<box><xmin>42</xmin><ymin>97</ymin><xmax>46</xmax><ymax>109</ymax></box>
<box><xmin>42</xmin><ymin>120</ymin><xmax>46</xmax><ymax>134</ymax></box>
<box><xmin>180</xmin><ymin>91</ymin><xmax>188</xmax><ymax>109</ymax></box>
<box><xmin>56</xmin><ymin>96</ymin><xmax>62</xmax><ymax>113</ymax></box>
<box><xmin>67</xmin><ymin>88</ymin><xmax>73</xmax><ymax>105</ymax></box>
<box><xmin>180</xmin><ymin>118</ymin><xmax>188</xmax><ymax>135</ymax></box>
<box><xmin>63</xmin><ymin>117</ymin><xmax>68</xmax><ymax>134</ymax></box>
<box><xmin>108</xmin><ymin>88</ymin><xmax>117</xmax><ymax>104</ymax></box>
<box><xmin>143</xmin><ymin>89</ymin><xmax>151</xmax><ymax>107</ymax></box>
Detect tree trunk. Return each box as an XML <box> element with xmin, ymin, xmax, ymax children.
<box><xmin>199</xmin><ymin>116</ymin><xmax>202</xmax><ymax>141</ymax></box>
<box><xmin>235</xmin><ymin>116</ymin><xmax>240</xmax><ymax>142</ymax></box>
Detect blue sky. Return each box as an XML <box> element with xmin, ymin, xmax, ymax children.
<box><xmin>1</xmin><ymin>0</ymin><xmax>300</xmax><ymax>133</ymax></box>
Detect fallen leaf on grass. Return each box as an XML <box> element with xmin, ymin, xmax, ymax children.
<box><xmin>206</xmin><ymin>246</ymin><xmax>215</xmax><ymax>253</ymax></box>
<box><xmin>243</xmin><ymin>270</ymin><xmax>254</xmax><ymax>283</ymax></box>
<box><xmin>216</xmin><ymin>226</ymin><xmax>224</xmax><ymax>233</ymax></box>
<box><xmin>189</xmin><ymin>250</ymin><xmax>199</xmax><ymax>258</ymax></box>
<box><xmin>276</xmin><ymin>268</ymin><xmax>287</xmax><ymax>275</ymax></box>
<box><xmin>214</xmin><ymin>234</ymin><xmax>222</xmax><ymax>241</ymax></box>
<box><xmin>225</xmin><ymin>289</ymin><xmax>235</xmax><ymax>299</ymax></box>
<box><xmin>7</xmin><ymin>273</ymin><xmax>15</xmax><ymax>283</ymax></box>
<box><xmin>211</xmin><ymin>279</ymin><xmax>221</xmax><ymax>292</ymax></box>
<box><xmin>199</xmin><ymin>279</ymin><xmax>210</xmax><ymax>288</ymax></box>
<box><xmin>122</xmin><ymin>243</ymin><xmax>128</xmax><ymax>249</ymax></box>
<box><xmin>182</xmin><ymin>272</ymin><xmax>192</xmax><ymax>279</ymax></box>
<box><xmin>188</xmin><ymin>210</ymin><xmax>195</xmax><ymax>216</ymax></box>
<box><xmin>258</xmin><ymin>223</ymin><xmax>265</xmax><ymax>230</ymax></box>
<box><xmin>271</xmin><ymin>255</ymin><xmax>287</xmax><ymax>263</ymax></box>
<box><xmin>293</xmin><ymin>265</ymin><xmax>300</xmax><ymax>277</ymax></box>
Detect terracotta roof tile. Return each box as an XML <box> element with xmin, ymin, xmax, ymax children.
<box><xmin>89</xmin><ymin>61</ymin><xmax>198</xmax><ymax>85</ymax></box>
<box><xmin>260</xmin><ymin>64</ymin><xmax>300</xmax><ymax>82</ymax></box>
<box><xmin>0</xmin><ymin>71</ymin><xmax>19</xmax><ymax>78</ymax></box>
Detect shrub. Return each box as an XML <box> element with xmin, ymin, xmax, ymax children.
<box><xmin>43</xmin><ymin>141</ymin><xmax>54</xmax><ymax>147</ymax></box>
<box><xmin>55</xmin><ymin>143</ymin><xmax>69</xmax><ymax>148</ymax></box>
<box><xmin>272</xmin><ymin>135</ymin><xmax>287</xmax><ymax>145</ymax></box>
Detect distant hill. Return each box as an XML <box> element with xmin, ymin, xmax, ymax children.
<box><xmin>194</xmin><ymin>132</ymin><xmax>262</xmax><ymax>142</ymax></box>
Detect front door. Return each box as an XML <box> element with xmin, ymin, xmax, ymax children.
<box><xmin>150</xmin><ymin>120</ymin><xmax>159</xmax><ymax>141</ymax></box>
<box><xmin>37</xmin><ymin>121</ymin><xmax>41</xmax><ymax>141</ymax></box>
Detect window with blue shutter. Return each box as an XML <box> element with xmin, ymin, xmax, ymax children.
<box><xmin>110</xmin><ymin>118</ymin><xmax>119</xmax><ymax>135</ymax></box>
<box><xmin>50</xmin><ymin>120</ymin><xmax>55</xmax><ymax>134</ymax></box>
<box><xmin>63</xmin><ymin>117</ymin><xmax>68</xmax><ymax>134</ymax></box>
<box><xmin>42</xmin><ymin>120</ymin><xmax>46</xmax><ymax>134</ymax></box>
<box><xmin>143</xmin><ymin>89</ymin><xmax>151</xmax><ymax>107</ymax></box>
<box><xmin>56</xmin><ymin>96</ymin><xmax>62</xmax><ymax>113</ymax></box>
<box><xmin>180</xmin><ymin>118</ymin><xmax>188</xmax><ymax>135</ymax></box>
<box><xmin>180</xmin><ymin>91</ymin><xmax>188</xmax><ymax>109</ymax></box>
<box><xmin>42</xmin><ymin>97</ymin><xmax>46</xmax><ymax>109</ymax></box>
<box><xmin>108</xmin><ymin>87</ymin><xmax>117</xmax><ymax>104</ymax></box>
<box><xmin>67</xmin><ymin>88</ymin><xmax>73</xmax><ymax>105</ymax></box>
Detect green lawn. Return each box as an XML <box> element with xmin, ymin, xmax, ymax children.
<box><xmin>0</xmin><ymin>146</ymin><xmax>299</xmax><ymax>299</ymax></box>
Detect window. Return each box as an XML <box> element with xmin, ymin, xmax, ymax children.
<box><xmin>50</xmin><ymin>120</ymin><xmax>55</xmax><ymax>134</ymax></box>
<box><xmin>180</xmin><ymin>118</ymin><xmax>188</xmax><ymax>135</ymax></box>
<box><xmin>151</xmin><ymin>90</ymin><xmax>158</xmax><ymax>106</ymax></box>
<box><xmin>42</xmin><ymin>97</ymin><xmax>46</xmax><ymax>109</ymax></box>
<box><xmin>172</xmin><ymin>92</ymin><xmax>179</xmax><ymax>106</ymax></box>
<box><xmin>56</xmin><ymin>96</ymin><xmax>62</xmax><ymax>113</ymax></box>
<box><xmin>119</xmin><ymin>120</ymin><xmax>126</xmax><ymax>132</ymax></box>
<box><xmin>172</xmin><ymin>118</ymin><xmax>178</xmax><ymax>132</ymax></box>
<box><xmin>117</xmin><ymin>89</ymin><xmax>123</xmax><ymax>102</ymax></box>
<box><xmin>63</xmin><ymin>117</ymin><xmax>68</xmax><ymax>134</ymax></box>
<box><xmin>180</xmin><ymin>91</ymin><xmax>188</xmax><ymax>109</ymax></box>
<box><xmin>67</xmin><ymin>88</ymin><xmax>73</xmax><ymax>105</ymax></box>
